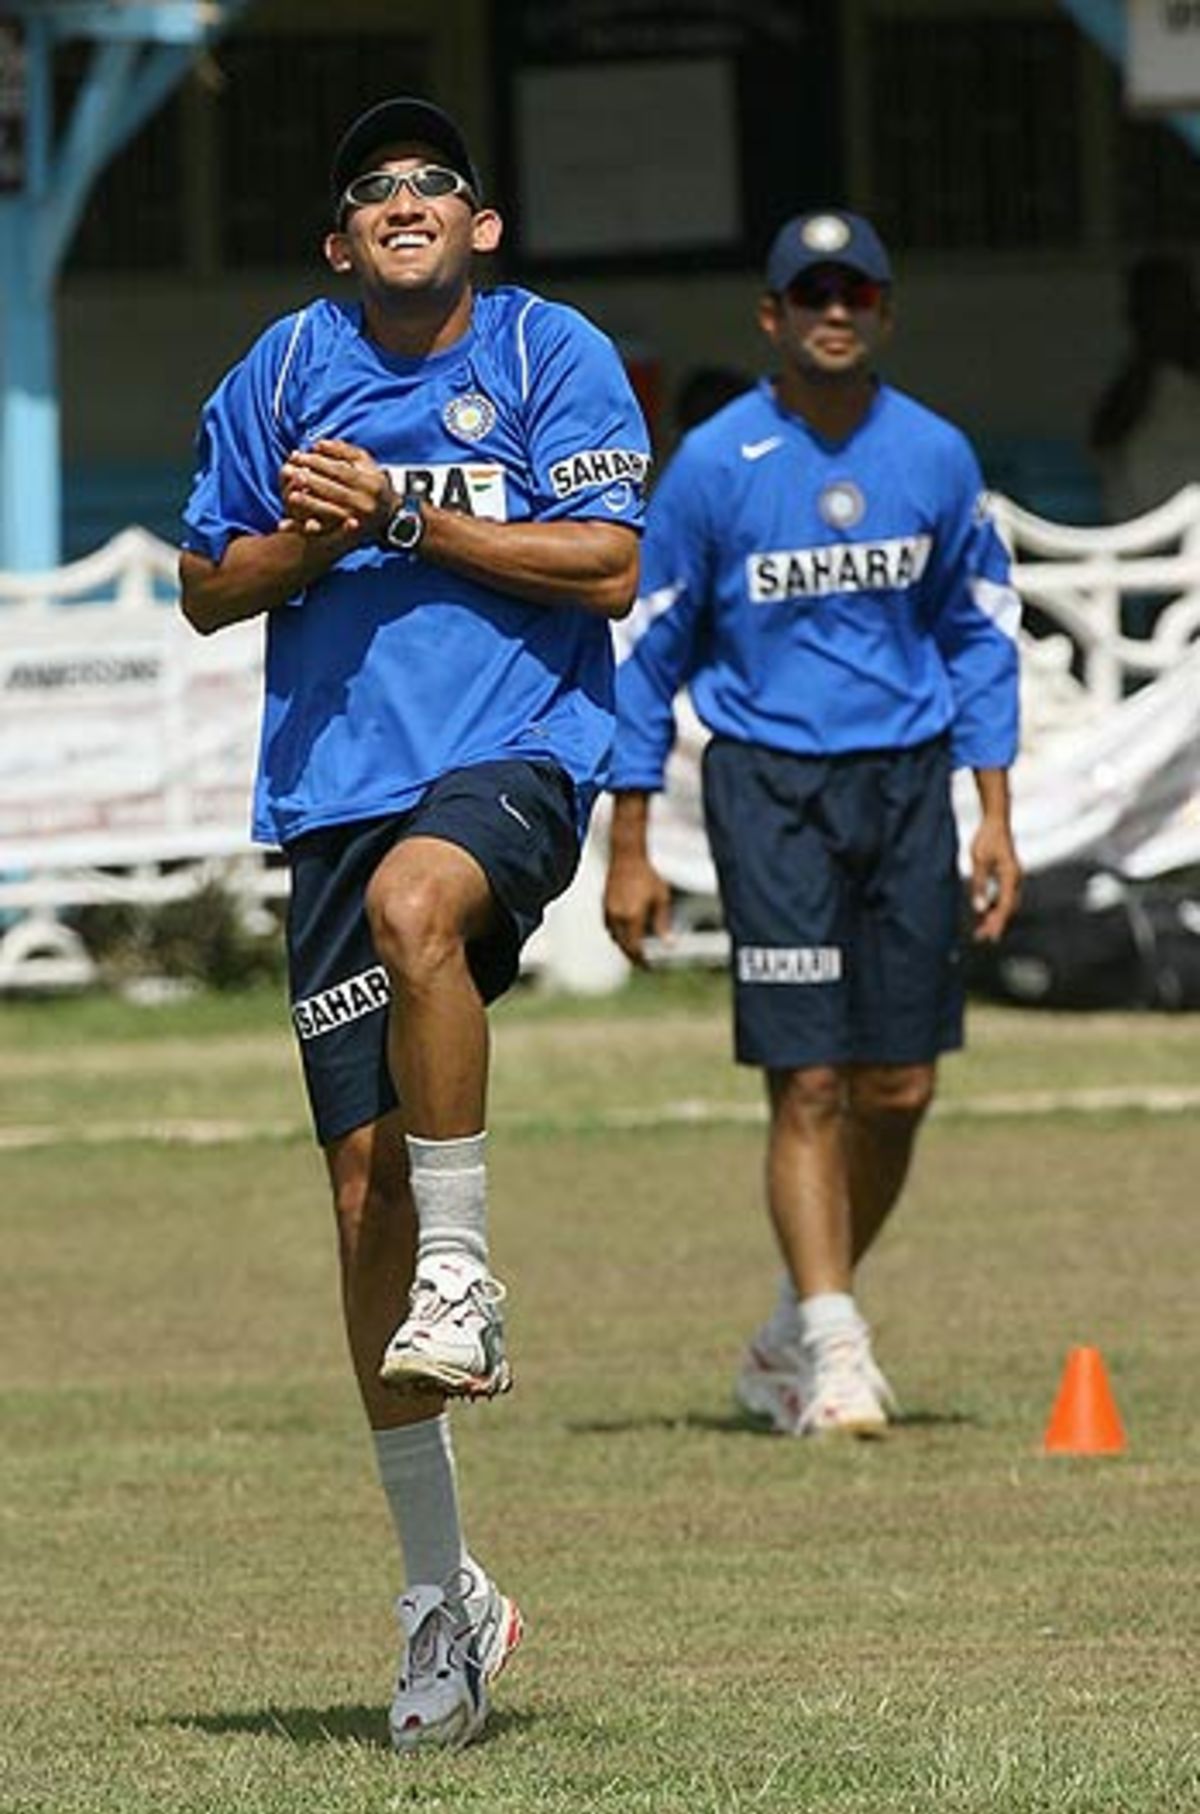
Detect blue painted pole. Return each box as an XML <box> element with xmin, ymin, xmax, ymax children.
<box><xmin>0</xmin><ymin>218</ymin><xmax>60</xmax><ymax>571</ymax></box>
<box><xmin>0</xmin><ymin>2</ymin><xmax>250</xmax><ymax>572</ymax></box>
<box><xmin>0</xmin><ymin>9</ymin><xmax>59</xmax><ymax>571</ymax></box>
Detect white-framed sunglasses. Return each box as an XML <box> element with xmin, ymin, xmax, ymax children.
<box><xmin>338</xmin><ymin>164</ymin><xmax>477</xmax><ymax>224</ymax></box>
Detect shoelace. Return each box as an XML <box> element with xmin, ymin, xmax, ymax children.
<box><xmin>408</xmin><ymin>1273</ymin><xmax>506</xmax><ymax>1323</ymax></box>
<box><xmin>398</xmin><ymin>1598</ymin><xmax>461</xmax><ymax>1690</ymax></box>
<box><xmin>399</xmin><ymin>1574</ymin><xmax>496</xmax><ymax>1690</ymax></box>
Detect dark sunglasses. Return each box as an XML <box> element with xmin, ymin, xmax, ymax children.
<box><xmin>785</xmin><ymin>269</ymin><xmax>885</xmax><ymax>312</ymax></box>
<box><xmin>339</xmin><ymin>163</ymin><xmax>477</xmax><ymax>222</ymax></box>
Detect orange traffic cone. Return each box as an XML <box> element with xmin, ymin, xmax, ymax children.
<box><xmin>1042</xmin><ymin>1346</ymin><xmax>1126</xmax><ymax>1455</ymax></box>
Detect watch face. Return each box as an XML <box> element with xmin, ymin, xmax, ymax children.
<box><xmin>384</xmin><ymin>501</ymin><xmax>423</xmax><ymax>550</ymax></box>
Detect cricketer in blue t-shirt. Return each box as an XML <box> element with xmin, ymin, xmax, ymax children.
<box><xmin>604</xmin><ymin>208</ymin><xmax>1022</xmax><ymax>1443</ymax></box>
<box><xmin>178</xmin><ymin>95</ymin><xmax>648</xmax><ymax>1753</ymax></box>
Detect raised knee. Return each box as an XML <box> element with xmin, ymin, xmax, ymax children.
<box><xmin>366</xmin><ymin>866</ymin><xmax>458</xmax><ymax>982</ymax></box>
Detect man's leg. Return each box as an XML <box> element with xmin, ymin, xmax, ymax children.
<box><xmin>324</xmin><ymin>1110</ymin><xmax>521</xmax><ymax>1750</ymax></box>
<box><xmin>324</xmin><ymin>1111</ymin><xmax>463</xmax><ymax>1568</ymax></box>
<box><xmin>367</xmin><ymin>835</ymin><xmax>496</xmax><ymax>1139</ymax></box>
<box><xmin>765</xmin><ymin>1064</ymin><xmax>852</xmax><ymax>1298</ymax></box>
<box><xmin>844</xmin><ymin>1060</ymin><xmax>938</xmax><ymax>1263</ymax></box>
<box><xmin>753</xmin><ymin>1065</ymin><xmax>886</xmax><ymax>1436</ymax></box>
<box><xmin>750</xmin><ymin>1061</ymin><xmax>935</xmax><ymax>1428</ymax></box>
<box><xmin>365</xmin><ymin>835</ymin><xmax>511</xmax><ymax>1399</ymax></box>
<box><xmin>324</xmin><ymin>1111</ymin><xmax>431</xmax><ymax>1427</ymax></box>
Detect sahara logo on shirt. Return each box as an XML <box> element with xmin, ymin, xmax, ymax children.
<box><xmin>747</xmin><ymin>534</ymin><xmax>932</xmax><ymax>601</ymax></box>
<box><xmin>383</xmin><ymin>463</ymin><xmax>507</xmax><ymax>519</ymax></box>
<box><xmin>548</xmin><ymin>447</ymin><xmax>650</xmax><ymax>500</ymax></box>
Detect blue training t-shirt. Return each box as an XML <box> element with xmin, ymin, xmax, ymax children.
<box><xmin>610</xmin><ymin>377</ymin><xmax>1019</xmax><ymax>790</ymax></box>
<box><xmin>182</xmin><ymin>286</ymin><xmax>650</xmax><ymax>846</ymax></box>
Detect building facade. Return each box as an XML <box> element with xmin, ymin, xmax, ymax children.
<box><xmin>56</xmin><ymin>0</ymin><xmax>1200</xmax><ymax>551</ymax></box>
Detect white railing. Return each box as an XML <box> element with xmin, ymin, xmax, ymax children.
<box><xmin>992</xmin><ymin>483</ymin><xmax>1200</xmax><ymax>728</ymax></box>
<box><xmin>5</xmin><ymin>495</ymin><xmax>1200</xmax><ymax>993</ymax></box>
<box><xmin>0</xmin><ymin>526</ymin><xmax>181</xmax><ymax>614</ymax></box>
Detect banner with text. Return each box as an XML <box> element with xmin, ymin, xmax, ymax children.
<box><xmin>0</xmin><ymin>605</ymin><xmax>264</xmax><ymax>869</ymax></box>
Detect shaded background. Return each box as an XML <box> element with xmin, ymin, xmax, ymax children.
<box><xmin>54</xmin><ymin>0</ymin><xmax>1200</xmax><ymax>552</ymax></box>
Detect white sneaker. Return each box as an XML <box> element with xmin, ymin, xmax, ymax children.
<box><xmin>380</xmin><ymin>1258</ymin><xmax>512</xmax><ymax>1399</ymax></box>
<box><xmin>734</xmin><ymin>1324</ymin><xmax>806</xmax><ymax>1433</ymax></box>
<box><xmin>796</xmin><ymin>1333</ymin><xmax>891</xmax><ymax>1438</ymax></box>
<box><xmin>389</xmin><ymin>1569</ymin><xmax>524</xmax><ymax>1753</ymax></box>
<box><xmin>855</xmin><ymin>1335</ymin><xmax>899</xmax><ymax>1421</ymax></box>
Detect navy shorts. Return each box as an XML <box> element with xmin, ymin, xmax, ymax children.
<box><xmin>701</xmin><ymin>735</ymin><xmax>964</xmax><ymax>1070</ymax></box>
<box><xmin>285</xmin><ymin>758</ymin><xmax>580</xmax><ymax>1143</ymax></box>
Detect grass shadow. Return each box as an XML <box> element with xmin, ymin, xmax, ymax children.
<box><xmin>167</xmin><ymin>1700</ymin><xmax>537</xmax><ymax>1748</ymax></box>
<box><xmin>567</xmin><ymin>1407</ymin><xmax>981</xmax><ymax>1437</ymax></box>
<box><xmin>169</xmin><ymin>1704</ymin><xmax>389</xmax><ymax>1747</ymax></box>
<box><xmin>891</xmin><ymin>1408</ymin><xmax>980</xmax><ymax>1430</ymax></box>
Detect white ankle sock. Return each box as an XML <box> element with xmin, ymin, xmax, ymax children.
<box><xmin>407</xmin><ymin>1133</ymin><xmax>489</xmax><ymax>1273</ymax></box>
<box><xmin>799</xmin><ymin>1291</ymin><xmax>862</xmax><ymax>1350</ymax></box>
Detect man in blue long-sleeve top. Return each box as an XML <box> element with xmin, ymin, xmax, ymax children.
<box><xmin>604</xmin><ymin>208</ymin><xmax>1021</xmax><ymax>1438</ymax></box>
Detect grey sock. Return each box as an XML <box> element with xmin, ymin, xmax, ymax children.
<box><xmin>373</xmin><ymin>1413</ymin><xmax>468</xmax><ymax>1589</ymax></box>
<box><xmin>406</xmin><ymin>1133</ymin><xmax>488</xmax><ymax>1271</ymax></box>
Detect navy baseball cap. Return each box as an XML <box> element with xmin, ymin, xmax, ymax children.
<box><xmin>765</xmin><ymin>211</ymin><xmax>892</xmax><ymax>291</ymax></box>
<box><xmin>330</xmin><ymin>97</ymin><xmax>482</xmax><ymax>212</ymax></box>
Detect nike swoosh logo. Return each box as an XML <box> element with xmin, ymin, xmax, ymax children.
<box><xmin>741</xmin><ymin>436</ymin><xmax>782</xmax><ymax>461</ymax></box>
<box><xmin>498</xmin><ymin>793</ymin><xmax>533</xmax><ymax>832</ymax></box>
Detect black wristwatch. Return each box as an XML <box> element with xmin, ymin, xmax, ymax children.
<box><xmin>379</xmin><ymin>493</ymin><xmax>425</xmax><ymax>553</ymax></box>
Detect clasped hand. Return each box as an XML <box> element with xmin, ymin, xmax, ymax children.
<box><xmin>279</xmin><ymin>438</ymin><xmax>394</xmax><ymax>542</ymax></box>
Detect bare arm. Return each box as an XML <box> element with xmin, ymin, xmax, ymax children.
<box><xmin>280</xmin><ymin>438</ymin><xmax>640</xmax><ymax>620</ymax></box>
<box><xmin>418</xmin><ymin>506</ymin><xmax>638</xmax><ymax>619</ymax></box>
<box><xmin>178</xmin><ymin>522</ymin><xmax>357</xmax><ymax>636</ymax></box>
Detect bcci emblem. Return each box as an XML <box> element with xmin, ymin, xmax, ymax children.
<box><xmin>801</xmin><ymin>214</ymin><xmax>852</xmax><ymax>255</ymax></box>
<box><xmin>818</xmin><ymin>480</ymin><xmax>866</xmax><ymax>529</ymax></box>
<box><xmin>443</xmin><ymin>392</ymin><xmax>497</xmax><ymax>442</ymax></box>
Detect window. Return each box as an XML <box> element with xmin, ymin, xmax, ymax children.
<box><xmin>867</xmin><ymin>16</ymin><xmax>1081</xmax><ymax>250</ymax></box>
<box><xmin>217</xmin><ymin>35</ymin><xmax>429</xmax><ymax>268</ymax></box>
<box><xmin>1117</xmin><ymin>104</ymin><xmax>1200</xmax><ymax>245</ymax></box>
<box><xmin>58</xmin><ymin>46</ymin><xmax>184</xmax><ymax>273</ymax></box>
<box><xmin>60</xmin><ymin>31</ymin><xmax>431</xmax><ymax>276</ymax></box>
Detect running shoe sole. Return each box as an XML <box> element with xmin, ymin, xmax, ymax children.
<box><xmin>379</xmin><ymin>1351</ymin><xmax>513</xmax><ymax>1399</ymax></box>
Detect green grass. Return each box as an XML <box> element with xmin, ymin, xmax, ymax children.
<box><xmin>2</xmin><ymin>984</ymin><xmax>1200</xmax><ymax>1811</ymax></box>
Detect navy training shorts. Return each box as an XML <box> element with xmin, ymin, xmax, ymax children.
<box><xmin>285</xmin><ymin>758</ymin><xmax>580</xmax><ymax>1143</ymax></box>
<box><xmin>701</xmin><ymin>734</ymin><xmax>965</xmax><ymax>1070</ymax></box>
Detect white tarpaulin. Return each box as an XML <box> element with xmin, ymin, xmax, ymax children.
<box><xmin>956</xmin><ymin>637</ymin><xmax>1200</xmax><ymax>879</ymax></box>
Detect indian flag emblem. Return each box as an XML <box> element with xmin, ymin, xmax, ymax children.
<box><xmin>444</xmin><ymin>392</ymin><xmax>497</xmax><ymax>442</ymax></box>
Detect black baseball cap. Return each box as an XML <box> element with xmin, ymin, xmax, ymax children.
<box><xmin>330</xmin><ymin>97</ymin><xmax>482</xmax><ymax>214</ymax></box>
<box><xmin>765</xmin><ymin>210</ymin><xmax>892</xmax><ymax>291</ymax></box>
